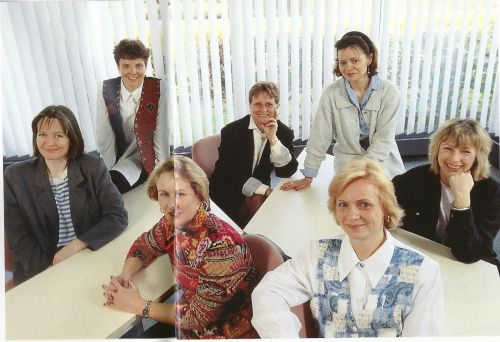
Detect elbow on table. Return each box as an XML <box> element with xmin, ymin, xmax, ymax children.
<box><xmin>450</xmin><ymin>246</ymin><xmax>482</xmax><ymax>264</ymax></box>
<box><xmin>275</xmin><ymin>160</ymin><xmax>299</xmax><ymax>178</ymax></box>
<box><xmin>84</xmin><ymin>217</ymin><xmax>128</xmax><ymax>251</ymax></box>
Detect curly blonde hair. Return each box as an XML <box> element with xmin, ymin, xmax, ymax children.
<box><xmin>428</xmin><ymin>118</ymin><xmax>492</xmax><ymax>181</ymax></box>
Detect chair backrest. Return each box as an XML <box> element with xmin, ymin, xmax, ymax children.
<box><xmin>191</xmin><ymin>134</ymin><xmax>221</xmax><ymax>178</ymax></box>
<box><xmin>243</xmin><ymin>233</ymin><xmax>318</xmax><ymax>338</ymax></box>
<box><xmin>290</xmin><ymin>302</ymin><xmax>319</xmax><ymax>338</ymax></box>
<box><xmin>243</xmin><ymin>234</ymin><xmax>284</xmax><ymax>282</ymax></box>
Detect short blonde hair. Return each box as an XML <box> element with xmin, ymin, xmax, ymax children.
<box><xmin>428</xmin><ymin>118</ymin><xmax>492</xmax><ymax>181</ymax></box>
<box><xmin>146</xmin><ymin>155</ymin><xmax>209</xmax><ymax>203</ymax></box>
<box><xmin>327</xmin><ymin>159</ymin><xmax>404</xmax><ymax>230</ymax></box>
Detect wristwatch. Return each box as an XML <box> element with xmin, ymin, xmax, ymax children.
<box><xmin>142</xmin><ymin>300</ymin><xmax>152</xmax><ymax>318</ymax></box>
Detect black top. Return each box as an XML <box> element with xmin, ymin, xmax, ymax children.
<box><xmin>393</xmin><ymin>164</ymin><xmax>500</xmax><ymax>269</ymax></box>
<box><xmin>210</xmin><ymin>115</ymin><xmax>298</xmax><ymax>218</ymax></box>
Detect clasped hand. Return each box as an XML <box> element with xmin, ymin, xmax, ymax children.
<box><xmin>102</xmin><ymin>274</ymin><xmax>144</xmax><ymax>315</ymax></box>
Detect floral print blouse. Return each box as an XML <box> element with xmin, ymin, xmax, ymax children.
<box><xmin>127</xmin><ymin>207</ymin><xmax>258</xmax><ymax>339</ymax></box>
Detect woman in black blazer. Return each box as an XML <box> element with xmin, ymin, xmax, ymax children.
<box><xmin>4</xmin><ymin>106</ymin><xmax>128</xmax><ymax>285</ymax></box>
<box><xmin>392</xmin><ymin>119</ymin><xmax>500</xmax><ymax>270</ymax></box>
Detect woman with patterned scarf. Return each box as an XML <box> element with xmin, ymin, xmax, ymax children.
<box><xmin>102</xmin><ymin>155</ymin><xmax>258</xmax><ymax>338</ymax></box>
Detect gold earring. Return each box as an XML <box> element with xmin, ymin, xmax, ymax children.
<box><xmin>201</xmin><ymin>201</ymin><xmax>209</xmax><ymax>211</ymax></box>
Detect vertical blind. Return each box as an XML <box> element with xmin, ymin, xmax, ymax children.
<box><xmin>167</xmin><ymin>0</ymin><xmax>498</xmax><ymax>148</ymax></box>
<box><xmin>1</xmin><ymin>0</ymin><xmax>171</xmax><ymax>158</ymax></box>
<box><xmin>1</xmin><ymin>0</ymin><xmax>498</xmax><ymax>157</ymax></box>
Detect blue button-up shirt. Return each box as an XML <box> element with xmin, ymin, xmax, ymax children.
<box><xmin>344</xmin><ymin>74</ymin><xmax>381</xmax><ymax>139</ymax></box>
<box><xmin>301</xmin><ymin>75</ymin><xmax>382</xmax><ymax>179</ymax></box>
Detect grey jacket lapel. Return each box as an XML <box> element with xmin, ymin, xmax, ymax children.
<box><xmin>34</xmin><ymin>158</ymin><xmax>59</xmax><ymax>247</ymax></box>
<box><xmin>67</xmin><ymin>160</ymin><xmax>87</xmax><ymax>235</ymax></box>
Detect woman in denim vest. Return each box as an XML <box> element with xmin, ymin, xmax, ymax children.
<box><xmin>252</xmin><ymin>159</ymin><xmax>443</xmax><ymax>337</ymax></box>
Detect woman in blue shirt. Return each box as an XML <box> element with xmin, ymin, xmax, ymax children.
<box><xmin>282</xmin><ymin>31</ymin><xmax>405</xmax><ymax>192</ymax></box>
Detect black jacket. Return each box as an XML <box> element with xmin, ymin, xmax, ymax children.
<box><xmin>210</xmin><ymin>115</ymin><xmax>298</xmax><ymax>219</ymax></box>
<box><xmin>4</xmin><ymin>154</ymin><xmax>128</xmax><ymax>284</ymax></box>
<box><xmin>392</xmin><ymin>164</ymin><xmax>500</xmax><ymax>268</ymax></box>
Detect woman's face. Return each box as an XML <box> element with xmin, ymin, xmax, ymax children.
<box><xmin>36</xmin><ymin>118</ymin><xmax>70</xmax><ymax>163</ymax></box>
<box><xmin>118</xmin><ymin>58</ymin><xmax>146</xmax><ymax>91</ymax></box>
<box><xmin>157</xmin><ymin>171</ymin><xmax>202</xmax><ymax>228</ymax></box>
<box><xmin>437</xmin><ymin>139</ymin><xmax>477</xmax><ymax>185</ymax></box>
<box><xmin>337</xmin><ymin>45</ymin><xmax>372</xmax><ymax>84</ymax></box>
<box><xmin>335</xmin><ymin>178</ymin><xmax>385</xmax><ymax>246</ymax></box>
<box><xmin>250</xmin><ymin>91</ymin><xmax>279</xmax><ymax>133</ymax></box>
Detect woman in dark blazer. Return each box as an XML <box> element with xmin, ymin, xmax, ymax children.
<box><xmin>4</xmin><ymin>105</ymin><xmax>128</xmax><ymax>285</ymax></box>
<box><xmin>392</xmin><ymin>119</ymin><xmax>500</xmax><ymax>270</ymax></box>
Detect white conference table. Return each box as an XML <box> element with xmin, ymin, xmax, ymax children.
<box><xmin>245</xmin><ymin>151</ymin><xmax>500</xmax><ymax>336</ymax></box>
<box><xmin>5</xmin><ymin>183</ymin><xmax>238</xmax><ymax>340</ymax></box>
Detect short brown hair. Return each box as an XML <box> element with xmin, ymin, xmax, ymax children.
<box><xmin>333</xmin><ymin>31</ymin><xmax>379</xmax><ymax>77</ymax></box>
<box><xmin>147</xmin><ymin>155</ymin><xmax>209</xmax><ymax>203</ymax></box>
<box><xmin>428</xmin><ymin>118</ymin><xmax>492</xmax><ymax>181</ymax></box>
<box><xmin>113</xmin><ymin>39</ymin><xmax>150</xmax><ymax>66</ymax></box>
<box><xmin>327</xmin><ymin>159</ymin><xmax>403</xmax><ymax>230</ymax></box>
<box><xmin>248</xmin><ymin>81</ymin><xmax>280</xmax><ymax>106</ymax></box>
<box><xmin>31</xmin><ymin>105</ymin><xmax>84</xmax><ymax>160</ymax></box>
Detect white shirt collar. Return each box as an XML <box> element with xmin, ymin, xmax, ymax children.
<box><xmin>248</xmin><ymin>115</ymin><xmax>266</xmax><ymax>137</ymax></box>
<box><xmin>248</xmin><ymin>115</ymin><xmax>258</xmax><ymax>129</ymax></box>
<box><xmin>338</xmin><ymin>229</ymin><xmax>395</xmax><ymax>288</ymax></box>
<box><xmin>120</xmin><ymin>79</ymin><xmax>144</xmax><ymax>102</ymax></box>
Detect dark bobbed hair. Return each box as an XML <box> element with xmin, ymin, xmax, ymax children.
<box><xmin>32</xmin><ymin>105</ymin><xmax>85</xmax><ymax>160</ymax></box>
<box><xmin>248</xmin><ymin>81</ymin><xmax>280</xmax><ymax>106</ymax></box>
<box><xmin>334</xmin><ymin>31</ymin><xmax>379</xmax><ymax>77</ymax></box>
<box><xmin>113</xmin><ymin>39</ymin><xmax>150</xmax><ymax>66</ymax></box>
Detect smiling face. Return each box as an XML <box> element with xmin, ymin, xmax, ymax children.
<box><xmin>337</xmin><ymin>45</ymin><xmax>373</xmax><ymax>84</ymax></box>
<box><xmin>157</xmin><ymin>171</ymin><xmax>202</xmax><ymax>228</ymax></box>
<box><xmin>250</xmin><ymin>92</ymin><xmax>278</xmax><ymax>132</ymax></box>
<box><xmin>36</xmin><ymin>118</ymin><xmax>70</xmax><ymax>163</ymax></box>
<box><xmin>335</xmin><ymin>178</ymin><xmax>385</xmax><ymax>248</ymax></box>
<box><xmin>118</xmin><ymin>58</ymin><xmax>146</xmax><ymax>91</ymax></box>
<box><xmin>437</xmin><ymin>140</ymin><xmax>477</xmax><ymax>186</ymax></box>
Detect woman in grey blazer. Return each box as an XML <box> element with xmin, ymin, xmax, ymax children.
<box><xmin>4</xmin><ymin>106</ymin><xmax>128</xmax><ymax>285</ymax></box>
<box><xmin>282</xmin><ymin>31</ymin><xmax>405</xmax><ymax>192</ymax></box>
